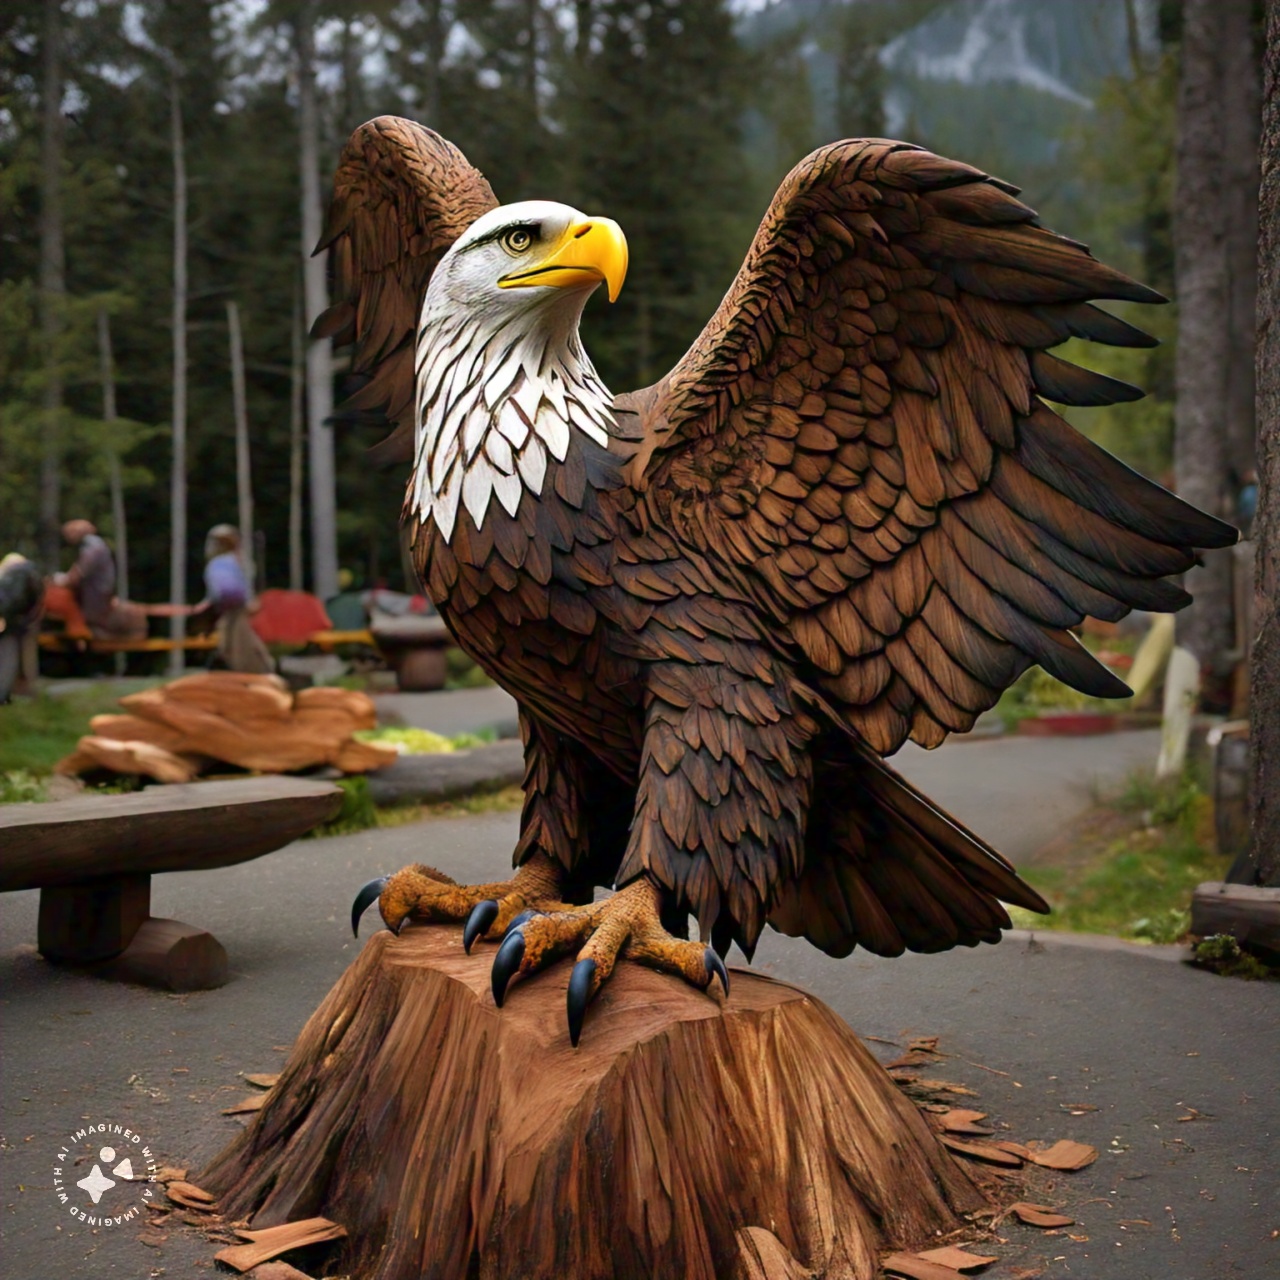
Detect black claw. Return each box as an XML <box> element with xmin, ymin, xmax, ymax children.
<box><xmin>566</xmin><ymin>958</ymin><xmax>598</xmax><ymax>1048</ymax></box>
<box><xmin>463</xmin><ymin>900</ymin><xmax>500</xmax><ymax>954</ymax></box>
<box><xmin>491</xmin><ymin>930</ymin><xmax>525</xmax><ymax>1007</ymax></box>
<box><xmin>351</xmin><ymin>877</ymin><xmax>388</xmax><ymax>937</ymax></box>
<box><xmin>705</xmin><ymin>948</ymin><xmax>730</xmax><ymax>997</ymax></box>
<box><xmin>508</xmin><ymin>909</ymin><xmax>536</xmax><ymax>930</ymax></box>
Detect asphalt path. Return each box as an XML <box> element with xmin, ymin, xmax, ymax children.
<box><xmin>2</xmin><ymin>798</ymin><xmax>1276</xmax><ymax>1280</ymax></box>
<box><xmin>375</xmin><ymin>681</ymin><xmax>1161</xmax><ymax>864</ymax></box>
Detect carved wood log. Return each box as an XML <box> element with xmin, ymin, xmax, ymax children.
<box><xmin>203</xmin><ymin>926</ymin><xmax>986</xmax><ymax>1280</ymax></box>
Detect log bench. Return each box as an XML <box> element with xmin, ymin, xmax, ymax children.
<box><xmin>38</xmin><ymin>633</ymin><xmax>219</xmax><ymax>654</ymax></box>
<box><xmin>0</xmin><ymin>777</ymin><xmax>342</xmax><ymax>990</ymax></box>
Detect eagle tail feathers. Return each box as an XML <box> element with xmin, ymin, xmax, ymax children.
<box><xmin>768</xmin><ymin>742</ymin><xmax>1046</xmax><ymax>959</ymax></box>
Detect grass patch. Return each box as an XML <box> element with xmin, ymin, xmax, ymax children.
<box><xmin>0</xmin><ymin>770</ymin><xmax>46</xmax><ymax>804</ymax></box>
<box><xmin>1008</xmin><ymin>768</ymin><xmax>1230</xmax><ymax>944</ymax></box>
<box><xmin>420</xmin><ymin>785</ymin><xmax>524</xmax><ymax>819</ymax></box>
<box><xmin>0</xmin><ymin>682</ymin><xmax>162</xmax><ymax>777</ymax></box>
<box><xmin>306</xmin><ymin>778</ymin><xmax>523</xmax><ymax>838</ymax></box>
<box><xmin>1191</xmin><ymin>935</ymin><xmax>1276</xmax><ymax>981</ymax></box>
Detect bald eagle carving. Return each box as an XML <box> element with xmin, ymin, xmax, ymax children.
<box><xmin>339</xmin><ymin>117</ymin><xmax>1235</xmax><ymax>1044</ymax></box>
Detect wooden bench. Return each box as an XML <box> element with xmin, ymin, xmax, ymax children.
<box><xmin>0</xmin><ymin>777</ymin><xmax>341</xmax><ymax>990</ymax></box>
<box><xmin>38</xmin><ymin>633</ymin><xmax>218</xmax><ymax>654</ymax></box>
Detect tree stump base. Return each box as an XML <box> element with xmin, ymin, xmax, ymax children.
<box><xmin>203</xmin><ymin>926</ymin><xmax>987</xmax><ymax>1280</ymax></box>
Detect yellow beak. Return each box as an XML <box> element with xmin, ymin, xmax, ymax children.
<box><xmin>499</xmin><ymin>217</ymin><xmax>628</xmax><ymax>303</ymax></box>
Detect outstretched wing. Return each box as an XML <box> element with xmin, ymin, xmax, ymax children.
<box><xmin>313</xmin><ymin>116</ymin><xmax>498</xmax><ymax>464</ymax></box>
<box><xmin>629</xmin><ymin>139</ymin><xmax>1236</xmax><ymax>755</ymax></box>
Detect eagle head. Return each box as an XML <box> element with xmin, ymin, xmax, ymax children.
<box><xmin>412</xmin><ymin>202</ymin><xmax>628</xmax><ymax>540</ymax></box>
<box><xmin>431</xmin><ymin>200</ymin><xmax>628</xmax><ymax>320</ymax></box>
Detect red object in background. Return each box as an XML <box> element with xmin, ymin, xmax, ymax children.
<box><xmin>249</xmin><ymin>589</ymin><xmax>332</xmax><ymax>645</ymax></box>
<box><xmin>41</xmin><ymin>582</ymin><xmax>91</xmax><ymax>639</ymax></box>
<box><xmin>1095</xmin><ymin>649</ymin><xmax>1134</xmax><ymax>671</ymax></box>
<box><xmin>1018</xmin><ymin>712</ymin><xmax>1118</xmax><ymax>737</ymax></box>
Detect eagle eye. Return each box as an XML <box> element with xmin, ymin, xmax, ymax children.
<box><xmin>500</xmin><ymin>226</ymin><xmax>537</xmax><ymax>256</ymax></box>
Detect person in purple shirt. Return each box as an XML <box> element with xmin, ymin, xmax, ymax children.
<box><xmin>195</xmin><ymin>525</ymin><xmax>272</xmax><ymax>673</ymax></box>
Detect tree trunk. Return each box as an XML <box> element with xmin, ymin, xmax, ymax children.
<box><xmin>1250</xmin><ymin>0</ymin><xmax>1280</xmax><ymax>888</ymax></box>
<box><xmin>202</xmin><ymin>927</ymin><xmax>986</xmax><ymax>1280</ymax></box>
<box><xmin>422</xmin><ymin>0</ymin><xmax>447</xmax><ymax>124</ymax></box>
<box><xmin>289</xmin><ymin>286</ymin><xmax>305</xmax><ymax>594</ymax></box>
<box><xmin>39</xmin><ymin>0</ymin><xmax>65</xmax><ymax>569</ymax></box>
<box><xmin>169</xmin><ymin>73</ymin><xmax>189</xmax><ymax>673</ymax></box>
<box><xmin>227</xmin><ymin>300</ymin><xmax>255</xmax><ymax>594</ymax></box>
<box><xmin>575</xmin><ymin>0</ymin><xmax>592</xmax><ymax>63</ymax></box>
<box><xmin>1173</xmin><ymin>0</ymin><xmax>1236</xmax><ymax>688</ymax></box>
<box><xmin>1222</xmin><ymin>0</ymin><xmax>1262</xmax><ymax>488</ymax></box>
<box><xmin>97</xmin><ymin>308</ymin><xmax>129</xmax><ymax>603</ymax></box>
<box><xmin>297</xmin><ymin>8</ymin><xmax>339</xmax><ymax>602</ymax></box>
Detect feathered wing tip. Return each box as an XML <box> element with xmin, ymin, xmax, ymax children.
<box><xmin>769</xmin><ymin>743</ymin><xmax>1047</xmax><ymax>960</ymax></box>
<box><xmin>629</xmin><ymin>136</ymin><xmax>1238</xmax><ymax>759</ymax></box>
<box><xmin>312</xmin><ymin>116</ymin><xmax>499</xmax><ymax>466</ymax></box>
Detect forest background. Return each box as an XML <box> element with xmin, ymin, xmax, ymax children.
<box><xmin>0</xmin><ymin>0</ymin><xmax>1218</xmax><ymax>605</ymax></box>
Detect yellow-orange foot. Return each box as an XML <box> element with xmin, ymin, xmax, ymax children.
<box><xmin>350</xmin><ymin>852</ymin><xmax>570</xmax><ymax>942</ymax></box>
<box><xmin>488</xmin><ymin>878</ymin><xmax>730</xmax><ymax>1046</ymax></box>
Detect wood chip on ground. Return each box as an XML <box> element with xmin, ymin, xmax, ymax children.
<box><xmin>223</xmin><ymin>1092</ymin><xmax>268</xmax><ymax>1114</ymax></box>
<box><xmin>994</xmin><ymin>1140</ymin><xmax>1033</xmax><ymax>1160</ymax></box>
<box><xmin>1025</xmin><ymin>1139</ymin><xmax>1098</xmax><ymax>1171</ymax></box>
<box><xmin>938</xmin><ymin>1109</ymin><xmax>994</xmax><ymax>1136</ymax></box>
<box><xmin>166</xmin><ymin>1180</ymin><xmax>217</xmax><ymax>1211</ymax></box>
<box><xmin>214</xmin><ymin>1218</ymin><xmax>347</xmax><ymax>1273</ymax></box>
<box><xmin>1009</xmin><ymin>1202</ymin><xmax>1075</xmax><ymax>1228</ymax></box>
<box><xmin>908</xmin><ymin>1036</ymin><xmax>940</xmax><ymax>1052</ymax></box>
<box><xmin>154</xmin><ymin>1165</ymin><xmax>188</xmax><ymax>1183</ymax></box>
<box><xmin>243</xmin><ymin>1073</ymin><xmax>281</xmax><ymax>1089</ymax></box>
<box><xmin>887</xmin><ymin>1052</ymin><xmax>939</xmax><ymax>1069</ymax></box>
<box><xmin>881</xmin><ymin>1251</ymin><xmax>968</xmax><ymax>1280</ymax></box>
<box><xmin>914</xmin><ymin>1246</ymin><xmax>998</xmax><ymax>1271</ymax></box>
<box><xmin>910</xmin><ymin>1079</ymin><xmax>979</xmax><ymax>1098</ymax></box>
<box><xmin>245</xmin><ymin>1264</ymin><xmax>316</xmax><ymax>1280</ymax></box>
<box><xmin>940</xmin><ymin>1136</ymin><xmax>1024</xmax><ymax>1167</ymax></box>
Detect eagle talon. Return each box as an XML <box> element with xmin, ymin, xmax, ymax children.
<box><xmin>351</xmin><ymin>876</ymin><xmax>389</xmax><ymax>937</ymax></box>
<box><xmin>463</xmin><ymin>899</ymin><xmax>500</xmax><ymax>953</ymax></box>
<box><xmin>566</xmin><ymin>957</ymin><xmax>597</xmax><ymax>1047</ymax></box>
<box><xmin>705</xmin><ymin>948</ymin><xmax>730</xmax><ymax>997</ymax></box>
<box><xmin>507</xmin><ymin>908</ymin><xmax>537</xmax><ymax>930</ymax></box>
<box><xmin>491</xmin><ymin>929</ymin><xmax>526</xmax><ymax>1007</ymax></box>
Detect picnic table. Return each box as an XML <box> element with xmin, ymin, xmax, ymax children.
<box><xmin>0</xmin><ymin>777</ymin><xmax>341</xmax><ymax>990</ymax></box>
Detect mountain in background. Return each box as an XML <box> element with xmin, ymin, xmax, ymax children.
<box><xmin>742</xmin><ymin>0</ymin><xmax>1157</xmax><ymax>222</ymax></box>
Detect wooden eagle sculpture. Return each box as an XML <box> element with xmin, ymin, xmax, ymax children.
<box><xmin>338</xmin><ymin>116</ymin><xmax>1235</xmax><ymax>1044</ymax></box>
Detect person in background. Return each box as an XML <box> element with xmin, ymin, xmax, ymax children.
<box><xmin>193</xmin><ymin>524</ymin><xmax>273</xmax><ymax>674</ymax></box>
<box><xmin>53</xmin><ymin>519</ymin><xmax>146</xmax><ymax>640</ymax></box>
<box><xmin>0</xmin><ymin>553</ymin><xmax>43</xmax><ymax>703</ymax></box>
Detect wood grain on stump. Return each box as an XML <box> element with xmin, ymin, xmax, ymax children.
<box><xmin>203</xmin><ymin>926</ymin><xmax>985</xmax><ymax>1280</ymax></box>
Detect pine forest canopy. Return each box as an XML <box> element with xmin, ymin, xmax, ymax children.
<box><xmin>0</xmin><ymin>0</ymin><xmax>1183</xmax><ymax>602</ymax></box>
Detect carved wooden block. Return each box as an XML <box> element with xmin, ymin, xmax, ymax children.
<box><xmin>203</xmin><ymin>926</ymin><xmax>985</xmax><ymax>1280</ymax></box>
<box><xmin>101</xmin><ymin>917</ymin><xmax>229</xmax><ymax>991</ymax></box>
